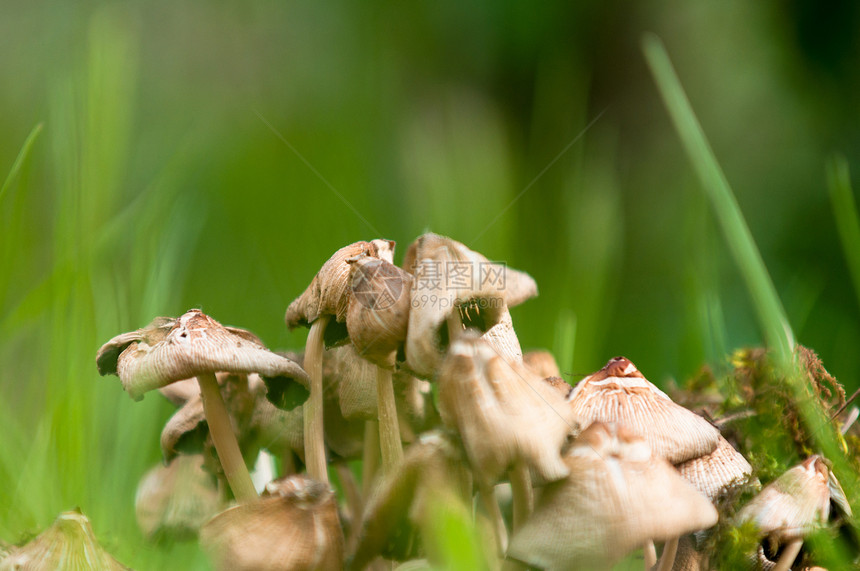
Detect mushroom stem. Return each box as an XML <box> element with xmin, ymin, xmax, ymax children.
<box><xmin>773</xmin><ymin>539</ymin><xmax>802</xmax><ymax>571</ymax></box>
<box><xmin>362</xmin><ymin>420</ymin><xmax>380</xmax><ymax>497</ymax></box>
<box><xmin>478</xmin><ymin>481</ymin><xmax>508</xmax><ymax>557</ymax></box>
<box><xmin>336</xmin><ymin>462</ymin><xmax>364</xmax><ymax>554</ymax></box>
<box><xmin>303</xmin><ymin>315</ymin><xmax>331</xmax><ymax>484</ymax></box>
<box><xmin>196</xmin><ymin>372</ymin><xmax>257</xmax><ymax>502</ymax></box>
<box><xmin>656</xmin><ymin>538</ymin><xmax>678</xmax><ymax>571</ymax></box>
<box><xmin>376</xmin><ymin>366</ymin><xmax>403</xmax><ymax>474</ymax></box>
<box><xmin>509</xmin><ymin>461</ymin><xmax>533</xmax><ymax>532</ymax></box>
<box><xmin>643</xmin><ymin>540</ymin><xmax>657</xmax><ymax>569</ymax></box>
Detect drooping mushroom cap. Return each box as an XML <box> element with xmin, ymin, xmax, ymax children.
<box><xmin>0</xmin><ymin>511</ymin><xmax>129</xmax><ymax>571</ymax></box>
<box><xmin>346</xmin><ymin>254</ymin><xmax>414</xmax><ymax>368</ymax></box>
<box><xmin>437</xmin><ymin>333</ymin><xmax>577</xmax><ymax>486</ymax></box>
<box><xmin>97</xmin><ymin>309</ymin><xmax>310</xmax><ymax>401</ymax></box>
<box><xmin>676</xmin><ymin>435</ymin><xmax>755</xmax><ymax>502</ymax></box>
<box><xmin>201</xmin><ymin>474</ymin><xmax>344</xmax><ymax>571</ymax></box>
<box><xmin>737</xmin><ymin>455</ymin><xmax>833</xmax><ymax>541</ymax></box>
<box><xmin>507</xmin><ymin>422</ymin><xmax>718</xmax><ymax>571</ymax></box>
<box><xmin>285</xmin><ymin>240</ymin><xmax>395</xmax><ymax>347</ymax></box>
<box><xmin>401</xmin><ymin>233</ymin><xmax>536</xmax><ymax>379</ymax></box>
<box><xmin>566</xmin><ymin>356</ymin><xmax>719</xmax><ymax>464</ymax></box>
<box><xmin>135</xmin><ymin>454</ymin><xmax>223</xmax><ymax>541</ymax></box>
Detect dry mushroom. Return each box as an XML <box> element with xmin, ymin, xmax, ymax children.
<box><xmin>0</xmin><ymin>511</ymin><xmax>129</xmax><ymax>571</ymax></box>
<box><xmin>201</xmin><ymin>474</ymin><xmax>344</xmax><ymax>571</ymax></box>
<box><xmin>97</xmin><ymin>309</ymin><xmax>309</xmax><ymax>502</ymax></box>
<box><xmin>676</xmin><ymin>435</ymin><xmax>755</xmax><ymax>503</ymax></box>
<box><xmin>507</xmin><ymin>422</ymin><xmax>718</xmax><ymax>571</ymax></box>
<box><xmin>135</xmin><ymin>454</ymin><xmax>223</xmax><ymax>541</ymax></box>
<box><xmin>285</xmin><ymin>239</ymin><xmax>395</xmax><ymax>483</ymax></box>
<box><xmin>523</xmin><ymin>349</ymin><xmax>561</xmax><ymax>379</ymax></box>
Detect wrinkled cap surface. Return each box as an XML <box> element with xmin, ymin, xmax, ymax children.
<box><xmin>737</xmin><ymin>455</ymin><xmax>832</xmax><ymax>541</ymax></box>
<box><xmin>677</xmin><ymin>435</ymin><xmax>755</xmax><ymax>502</ymax></box>
<box><xmin>437</xmin><ymin>333</ymin><xmax>577</xmax><ymax>486</ymax></box>
<box><xmin>523</xmin><ymin>350</ymin><xmax>561</xmax><ymax>379</ymax></box>
<box><xmin>285</xmin><ymin>240</ymin><xmax>395</xmax><ymax>348</ymax></box>
<box><xmin>96</xmin><ymin>309</ymin><xmax>309</xmax><ymax>401</ymax></box>
<box><xmin>566</xmin><ymin>356</ymin><xmax>719</xmax><ymax>464</ymax></box>
<box><xmin>507</xmin><ymin>422</ymin><xmax>718</xmax><ymax>571</ymax></box>
<box><xmin>401</xmin><ymin>233</ymin><xmax>534</xmax><ymax>379</ymax></box>
<box><xmin>201</xmin><ymin>474</ymin><xmax>343</xmax><ymax>571</ymax></box>
<box><xmin>0</xmin><ymin>510</ymin><xmax>129</xmax><ymax>571</ymax></box>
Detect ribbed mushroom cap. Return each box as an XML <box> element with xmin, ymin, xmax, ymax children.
<box><xmin>507</xmin><ymin>422</ymin><xmax>718</xmax><ymax>571</ymax></box>
<box><xmin>437</xmin><ymin>333</ymin><xmax>577</xmax><ymax>486</ymax></box>
<box><xmin>523</xmin><ymin>350</ymin><xmax>561</xmax><ymax>379</ymax></box>
<box><xmin>285</xmin><ymin>240</ymin><xmax>395</xmax><ymax>347</ymax></box>
<box><xmin>677</xmin><ymin>435</ymin><xmax>754</xmax><ymax>502</ymax></box>
<box><xmin>351</xmin><ymin>432</ymin><xmax>464</xmax><ymax>570</ymax></box>
<box><xmin>737</xmin><ymin>456</ymin><xmax>832</xmax><ymax>542</ymax></box>
<box><xmin>135</xmin><ymin>454</ymin><xmax>222</xmax><ymax>541</ymax></box>
<box><xmin>97</xmin><ymin>309</ymin><xmax>309</xmax><ymax>401</ymax></box>
<box><xmin>542</xmin><ymin>377</ymin><xmax>572</xmax><ymax>399</ymax></box>
<box><xmin>0</xmin><ymin>511</ymin><xmax>129</xmax><ymax>571</ymax></box>
<box><xmin>346</xmin><ymin>255</ymin><xmax>413</xmax><ymax>368</ymax></box>
<box><xmin>401</xmin><ymin>233</ymin><xmax>536</xmax><ymax>379</ymax></box>
<box><xmin>201</xmin><ymin>475</ymin><xmax>344</xmax><ymax>571</ymax></box>
<box><xmin>566</xmin><ymin>356</ymin><xmax>719</xmax><ymax>464</ymax></box>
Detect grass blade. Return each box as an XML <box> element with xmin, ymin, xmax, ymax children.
<box><xmin>827</xmin><ymin>155</ymin><xmax>860</xmax><ymax>312</ymax></box>
<box><xmin>0</xmin><ymin>123</ymin><xmax>43</xmax><ymax>203</ymax></box>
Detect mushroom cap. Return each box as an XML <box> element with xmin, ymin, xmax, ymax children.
<box><xmin>437</xmin><ymin>333</ymin><xmax>577</xmax><ymax>486</ymax></box>
<box><xmin>507</xmin><ymin>422</ymin><xmax>718</xmax><ymax>571</ymax></box>
<box><xmin>201</xmin><ymin>475</ymin><xmax>344</xmax><ymax>571</ymax></box>
<box><xmin>523</xmin><ymin>350</ymin><xmax>561</xmax><ymax>379</ymax></box>
<box><xmin>0</xmin><ymin>511</ymin><xmax>129</xmax><ymax>571</ymax></box>
<box><xmin>135</xmin><ymin>454</ymin><xmax>222</xmax><ymax>541</ymax></box>
<box><xmin>346</xmin><ymin>255</ymin><xmax>413</xmax><ymax>368</ymax></box>
<box><xmin>285</xmin><ymin>240</ymin><xmax>395</xmax><ymax>342</ymax></box>
<box><xmin>737</xmin><ymin>455</ymin><xmax>832</xmax><ymax>541</ymax></box>
<box><xmin>96</xmin><ymin>309</ymin><xmax>309</xmax><ymax>401</ymax></box>
<box><xmin>566</xmin><ymin>356</ymin><xmax>719</xmax><ymax>464</ymax></box>
<box><xmin>401</xmin><ymin>233</ymin><xmax>535</xmax><ymax>379</ymax></box>
<box><xmin>676</xmin><ymin>435</ymin><xmax>755</xmax><ymax>502</ymax></box>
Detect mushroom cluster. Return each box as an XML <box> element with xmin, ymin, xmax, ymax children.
<box><xmin>2</xmin><ymin>232</ymin><xmax>849</xmax><ymax>570</ymax></box>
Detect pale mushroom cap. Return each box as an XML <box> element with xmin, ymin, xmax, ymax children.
<box><xmin>135</xmin><ymin>455</ymin><xmax>222</xmax><ymax>541</ymax></box>
<box><xmin>737</xmin><ymin>455</ymin><xmax>832</xmax><ymax>541</ymax></box>
<box><xmin>97</xmin><ymin>309</ymin><xmax>309</xmax><ymax>401</ymax></box>
<box><xmin>201</xmin><ymin>475</ymin><xmax>343</xmax><ymax>571</ymax></box>
<box><xmin>566</xmin><ymin>356</ymin><xmax>719</xmax><ymax>463</ymax></box>
<box><xmin>0</xmin><ymin>511</ymin><xmax>129</xmax><ymax>571</ymax></box>
<box><xmin>285</xmin><ymin>240</ymin><xmax>395</xmax><ymax>333</ymax></box>
<box><xmin>523</xmin><ymin>350</ymin><xmax>561</xmax><ymax>379</ymax></box>
<box><xmin>507</xmin><ymin>422</ymin><xmax>718</xmax><ymax>571</ymax></box>
<box><xmin>437</xmin><ymin>334</ymin><xmax>576</xmax><ymax>485</ymax></box>
<box><xmin>676</xmin><ymin>435</ymin><xmax>754</xmax><ymax>502</ymax></box>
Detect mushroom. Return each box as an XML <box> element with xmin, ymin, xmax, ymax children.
<box><xmin>401</xmin><ymin>232</ymin><xmax>537</xmax><ymax>379</ymax></box>
<box><xmin>135</xmin><ymin>454</ymin><xmax>223</xmax><ymax>541</ymax></box>
<box><xmin>285</xmin><ymin>239</ymin><xmax>395</xmax><ymax>483</ymax></box>
<box><xmin>0</xmin><ymin>510</ymin><xmax>129</xmax><ymax>570</ymax></box>
<box><xmin>676</xmin><ymin>435</ymin><xmax>755</xmax><ymax>503</ymax></box>
<box><xmin>523</xmin><ymin>350</ymin><xmax>561</xmax><ymax>379</ymax></box>
<box><xmin>737</xmin><ymin>456</ymin><xmax>838</xmax><ymax>571</ymax></box>
<box><xmin>97</xmin><ymin>309</ymin><xmax>309</xmax><ymax>502</ymax></box>
<box><xmin>507</xmin><ymin>422</ymin><xmax>718</xmax><ymax>571</ymax></box>
<box><xmin>201</xmin><ymin>474</ymin><xmax>344</xmax><ymax>571</ymax></box>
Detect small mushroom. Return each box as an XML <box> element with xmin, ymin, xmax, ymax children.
<box><xmin>201</xmin><ymin>474</ymin><xmax>344</xmax><ymax>571</ymax></box>
<box><xmin>135</xmin><ymin>454</ymin><xmax>223</xmax><ymax>541</ymax></box>
<box><xmin>507</xmin><ymin>422</ymin><xmax>718</xmax><ymax>571</ymax></box>
<box><xmin>0</xmin><ymin>511</ymin><xmax>129</xmax><ymax>570</ymax></box>
<box><xmin>285</xmin><ymin>239</ymin><xmax>395</xmax><ymax>483</ymax></box>
<box><xmin>566</xmin><ymin>356</ymin><xmax>720</xmax><ymax>464</ymax></box>
<box><xmin>97</xmin><ymin>309</ymin><xmax>309</xmax><ymax>502</ymax></box>
<box><xmin>676</xmin><ymin>435</ymin><xmax>755</xmax><ymax>503</ymax></box>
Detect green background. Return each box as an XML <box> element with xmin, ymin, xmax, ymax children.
<box><xmin>1</xmin><ymin>0</ymin><xmax>859</xmax><ymax>568</ymax></box>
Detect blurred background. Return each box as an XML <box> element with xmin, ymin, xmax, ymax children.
<box><xmin>1</xmin><ymin>0</ymin><xmax>859</xmax><ymax>567</ymax></box>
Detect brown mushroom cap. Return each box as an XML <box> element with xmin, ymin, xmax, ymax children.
<box><xmin>676</xmin><ymin>435</ymin><xmax>755</xmax><ymax>502</ymax></box>
<box><xmin>566</xmin><ymin>356</ymin><xmax>719</xmax><ymax>464</ymax></box>
<box><xmin>97</xmin><ymin>309</ymin><xmax>309</xmax><ymax>401</ymax></box>
<box><xmin>507</xmin><ymin>422</ymin><xmax>718</xmax><ymax>571</ymax></box>
<box><xmin>201</xmin><ymin>475</ymin><xmax>344</xmax><ymax>571</ymax></box>
<box><xmin>737</xmin><ymin>456</ymin><xmax>832</xmax><ymax>541</ymax></box>
<box><xmin>0</xmin><ymin>511</ymin><xmax>129</xmax><ymax>571</ymax></box>
<box><xmin>437</xmin><ymin>333</ymin><xmax>577</xmax><ymax>486</ymax></box>
<box><xmin>285</xmin><ymin>240</ymin><xmax>395</xmax><ymax>345</ymax></box>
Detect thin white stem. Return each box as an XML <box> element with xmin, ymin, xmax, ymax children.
<box><xmin>361</xmin><ymin>420</ymin><xmax>380</xmax><ymax>498</ymax></box>
<box><xmin>196</xmin><ymin>372</ymin><xmax>257</xmax><ymax>502</ymax></box>
<box><xmin>643</xmin><ymin>540</ymin><xmax>657</xmax><ymax>569</ymax></box>
<box><xmin>303</xmin><ymin>315</ymin><xmax>330</xmax><ymax>483</ymax></box>
<box><xmin>657</xmin><ymin>537</ymin><xmax>679</xmax><ymax>571</ymax></box>
<box><xmin>376</xmin><ymin>366</ymin><xmax>403</xmax><ymax>474</ymax></box>
<box><xmin>773</xmin><ymin>538</ymin><xmax>802</xmax><ymax>571</ymax></box>
<box><xmin>509</xmin><ymin>461</ymin><xmax>533</xmax><ymax>532</ymax></box>
<box><xmin>478</xmin><ymin>482</ymin><xmax>508</xmax><ymax>557</ymax></box>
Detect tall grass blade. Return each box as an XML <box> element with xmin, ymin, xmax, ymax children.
<box><xmin>0</xmin><ymin>123</ymin><xmax>43</xmax><ymax>204</ymax></box>
<box><xmin>827</xmin><ymin>155</ymin><xmax>860</xmax><ymax>312</ymax></box>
